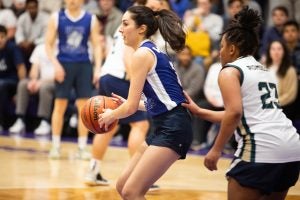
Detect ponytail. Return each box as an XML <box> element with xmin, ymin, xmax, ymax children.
<box><xmin>127</xmin><ymin>6</ymin><xmax>186</xmax><ymax>52</ymax></box>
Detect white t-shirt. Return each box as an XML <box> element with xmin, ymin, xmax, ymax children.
<box><xmin>29</xmin><ymin>44</ymin><xmax>55</xmax><ymax>80</ymax></box>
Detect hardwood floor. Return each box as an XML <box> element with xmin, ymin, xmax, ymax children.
<box><xmin>0</xmin><ymin>135</ymin><xmax>299</xmax><ymax>200</ymax></box>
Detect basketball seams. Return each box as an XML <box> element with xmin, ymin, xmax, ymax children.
<box><xmin>89</xmin><ymin>96</ymin><xmax>100</xmax><ymax>133</ymax></box>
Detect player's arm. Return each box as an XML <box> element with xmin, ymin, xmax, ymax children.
<box><xmin>113</xmin><ymin>48</ymin><xmax>151</xmax><ymax>117</ymax></box>
<box><xmin>90</xmin><ymin>15</ymin><xmax>103</xmax><ymax>84</ymax></box>
<box><xmin>99</xmin><ymin>48</ymin><xmax>152</xmax><ymax>130</ymax></box>
<box><xmin>204</xmin><ymin>67</ymin><xmax>242</xmax><ymax>171</ymax></box>
<box><xmin>182</xmin><ymin>91</ymin><xmax>224</xmax><ymax>123</ymax></box>
<box><xmin>45</xmin><ymin>13</ymin><xmax>64</xmax><ymax>82</ymax></box>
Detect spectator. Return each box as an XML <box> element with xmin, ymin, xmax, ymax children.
<box><xmin>85</xmin><ymin>0</ymin><xmax>123</xmax><ymax>38</ymax></box>
<box><xmin>191</xmin><ymin>61</ymin><xmax>224</xmax><ymax>150</ymax></box>
<box><xmin>0</xmin><ymin>0</ymin><xmax>17</xmax><ymax>39</ymax></box>
<box><xmin>283</xmin><ymin>20</ymin><xmax>300</xmax><ymax>121</ymax></box>
<box><xmin>184</xmin><ymin>0</ymin><xmax>223</xmax><ymax>49</ymax></box>
<box><xmin>169</xmin><ymin>0</ymin><xmax>193</xmax><ymax>19</ymax></box>
<box><xmin>38</xmin><ymin>0</ymin><xmax>63</xmax><ymax>14</ymax></box>
<box><xmin>15</xmin><ymin>0</ymin><xmax>49</xmax><ymax>69</ymax></box>
<box><xmin>265</xmin><ymin>40</ymin><xmax>298</xmax><ymax>120</ymax></box>
<box><xmin>11</xmin><ymin>0</ymin><xmax>26</xmax><ymax>18</ymax></box>
<box><xmin>0</xmin><ymin>25</ymin><xmax>26</xmax><ymax>131</ymax></box>
<box><xmin>260</xmin><ymin>6</ymin><xmax>289</xmax><ymax>60</ymax></box>
<box><xmin>223</xmin><ymin>0</ymin><xmax>243</xmax><ymax>31</ymax></box>
<box><xmin>8</xmin><ymin>43</ymin><xmax>55</xmax><ymax>135</ymax></box>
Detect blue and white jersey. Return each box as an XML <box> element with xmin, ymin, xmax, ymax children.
<box><xmin>140</xmin><ymin>40</ymin><xmax>185</xmax><ymax>116</ymax></box>
<box><xmin>57</xmin><ymin>9</ymin><xmax>91</xmax><ymax>62</ymax></box>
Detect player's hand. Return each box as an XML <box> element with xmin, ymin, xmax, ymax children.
<box><xmin>181</xmin><ymin>91</ymin><xmax>200</xmax><ymax>115</ymax></box>
<box><xmin>204</xmin><ymin>148</ymin><xmax>222</xmax><ymax>171</ymax></box>
<box><xmin>55</xmin><ymin>66</ymin><xmax>65</xmax><ymax>83</ymax></box>
<box><xmin>98</xmin><ymin>109</ymin><xmax>116</xmax><ymax>131</ymax></box>
<box><xmin>111</xmin><ymin>92</ymin><xmax>126</xmax><ymax>106</ymax></box>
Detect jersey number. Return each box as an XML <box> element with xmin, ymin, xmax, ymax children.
<box><xmin>258</xmin><ymin>82</ymin><xmax>280</xmax><ymax>109</ymax></box>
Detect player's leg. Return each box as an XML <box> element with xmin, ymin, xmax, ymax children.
<box><xmin>85</xmin><ymin>125</ymin><xmax>119</xmax><ymax>186</ymax></box>
<box><xmin>261</xmin><ymin>190</ymin><xmax>288</xmax><ymax>200</ymax></box>
<box><xmin>228</xmin><ymin>177</ymin><xmax>262</xmax><ymax>200</ymax></box>
<box><xmin>127</xmin><ymin>120</ymin><xmax>149</xmax><ymax>156</ymax></box>
<box><xmin>74</xmin><ymin>62</ymin><xmax>93</xmax><ymax>160</ymax></box>
<box><xmin>118</xmin><ymin>145</ymin><xmax>180</xmax><ymax>199</ymax></box>
<box><xmin>49</xmin><ymin>98</ymin><xmax>68</xmax><ymax>159</ymax></box>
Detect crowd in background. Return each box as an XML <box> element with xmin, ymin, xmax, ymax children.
<box><xmin>0</xmin><ymin>0</ymin><xmax>299</xmax><ymax>153</ymax></box>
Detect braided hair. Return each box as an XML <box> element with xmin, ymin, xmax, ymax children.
<box><xmin>222</xmin><ymin>6</ymin><xmax>262</xmax><ymax>56</ymax></box>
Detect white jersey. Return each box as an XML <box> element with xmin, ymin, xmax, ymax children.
<box><xmin>100</xmin><ymin>29</ymin><xmax>126</xmax><ymax>79</ymax></box>
<box><xmin>226</xmin><ymin>56</ymin><xmax>300</xmax><ymax>163</ymax></box>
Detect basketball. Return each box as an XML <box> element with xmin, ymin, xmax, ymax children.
<box><xmin>81</xmin><ymin>95</ymin><xmax>119</xmax><ymax>134</ymax></box>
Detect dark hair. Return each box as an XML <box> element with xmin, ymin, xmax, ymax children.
<box><xmin>127</xmin><ymin>5</ymin><xmax>186</xmax><ymax>52</ymax></box>
<box><xmin>26</xmin><ymin>0</ymin><xmax>38</xmax><ymax>5</ymax></box>
<box><xmin>272</xmin><ymin>5</ymin><xmax>289</xmax><ymax>17</ymax></box>
<box><xmin>228</xmin><ymin>0</ymin><xmax>243</xmax><ymax>7</ymax></box>
<box><xmin>222</xmin><ymin>6</ymin><xmax>262</xmax><ymax>56</ymax></box>
<box><xmin>265</xmin><ymin>40</ymin><xmax>291</xmax><ymax>78</ymax></box>
<box><xmin>0</xmin><ymin>25</ymin><xmax>7</xmax><ymax>35</ymax></box>
<box><xmin>283</xmin><ymin>20</ymin><xmax>300</xmax><ymax>31</ymax></box>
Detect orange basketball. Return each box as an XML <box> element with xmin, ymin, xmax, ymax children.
<box><xmin>81</xmin><ymin>95</ymin><xmax>119</xmax><ymax>134</ymax></box>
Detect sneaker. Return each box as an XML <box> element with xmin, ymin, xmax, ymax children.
<box><xmin>75</xmin><ymin>148</ymin><xmax>91</xmax><ymax>160</ymax></box>
<box><xmin>149</xmin><ymin>184</ymin><xmax>160</xmax><ymax>192</ymax></box>
<box><xmin>34</xmin><ymin>120</ymin><xmax>51</xmax><ymax>135</ymax></box>
<box><xmin>69</xmin><ymin>114</ymin><xmax>78</xmax><ymax>128</ymax></box>
<box><xmin>9</xmin><ymin>118</ymin><xmax>25</xmax><ymax>134</ymax></box>
<box><xmin>85</xmin><ymin>171</ymin><xmax>109</xmax><ymax>186</ymax></box>
<box><xmin>48</xmin><ymin>146</ymin><xmax>61</xmax><ymax>159</ymax></box>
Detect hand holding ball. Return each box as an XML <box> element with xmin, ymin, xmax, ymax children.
<box><xmin>81</xmin><ymin>95</ymin><xmax>119</xmax><ymax>134</ymax></box>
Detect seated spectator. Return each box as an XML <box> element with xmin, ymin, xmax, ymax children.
<box><xmin>11</xmin><ymin>0</ymin><xmax>26</xmax><ymax>18</ymax></box>
<box><xmin>85</xmin><ymin>0</ymin><xmax>123</xmax><ymax>38</ymax></box>
<box><xmin>0</xmin><ymin>0</ymin><xmax>17</xmax><ymax>39</ymax></box>
<box><xmin>183</xmin><ymin>0</ymin><xmax>223</xmax><ymax>66</ymax></box>
<box><xmin>38</xmin><ymin>0</ymin><xmax>63</xmax><ymax>14</ymax></box>
<box><xmin>8</xmin><ymin>43</ymin><xmax>55</xmax><ymax>135</ymax></box>
<box><xmin>174</xmin><ymin>45</ymin><xmax>206</xmax><ymax>101</ymax></box>
<box><xmin>191</xmin><ymin>61</ymin><xmax>224</xmax><ymax>150</ymax></box>
<box><xmin>283</xmin><ymin>20</ymin><xmax>300</xmax><ymax>121</ymax></box>
<box><xmin>0</xmin><ymin>25</ymin><xmax>26</xmax><ymax>131</ymax></box>
<box><xmin>260</xmin><ymin>6</ymin><xmax>289</xmax><ymax>60</ymax></box>
<box><xmin>264</xmin><ymin>40</ymin><xmax>298</xmax><ymax>120</ymax></box>
<box><xmin>15</xmin><ymin>0</ymin><xmax>49</xmax><ymax>69</ymax></box>
<box><xmin>223</xmin><ymin>0</ymin><xmax>243</xmax><ymax>31</ymax></box>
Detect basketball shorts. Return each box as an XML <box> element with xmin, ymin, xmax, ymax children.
<box><xmin>55</xmin><ymin>62</ymin><xmax>93</xmax><ymax>99</ymax></box>
<box><xmin>226</xmin><ymin>157</ymin><xmax>300</xmax><ymax>195</ymax></box>
<box><xmin>146</xmin><ymin>105</ymin><xmax>193</xmax><ymax>159</ymax></box>
<box><xmin>99</xmin><ymin>74</ymin><xmax>148</xmax><ymax>124</ymax></box>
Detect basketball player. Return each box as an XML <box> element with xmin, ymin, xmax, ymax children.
<box><xmin>85</xmin><ymin>0</ymin><xmax>167</xmax><ymax>188</ymax></box>
<box><xmin>98</xmin><ymin>6</ymin><xmax>192</xmax><ymax>199</ymax></box>
<box><xmin>45</xmin><ymin>0</ymin><xmax>102</xmax><ymax>159</ymax></box>
<box><xmin>183</xmin><ymin>7</ymin><xmax>300</xmax><ymax>200</ymax></box>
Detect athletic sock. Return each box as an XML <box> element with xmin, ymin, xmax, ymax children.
<box><xmin>78</xmin><ymin>136</ymin><xmax>88</xmax><ymax>149</ymax></box>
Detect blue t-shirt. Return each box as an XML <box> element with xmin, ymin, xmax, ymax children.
<box><xmin>141</xmin><ymin>40</ymin><xmax>185</xmax><ymax>116</ymax></box>
<box><xmin>0</xmin><ymin>40</ymin><xmax>24</xmax><ymax>80</ymax></box>
<box><xmin>57</xmin><ymin>9</ymin><xmax>91</xmax><ymax>63</ymax></box>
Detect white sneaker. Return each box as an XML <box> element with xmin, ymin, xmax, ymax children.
<box><xmin>69</xmin><ymin>114</ymin><xmax>78</xmax><ymax>128</ymax></box>
<box><xmin>75</xmin><ymin>148</ymin><xmax>91</xmax><ymax>160</ymax></box>
<box><xmin>9</xmin><ymin>118</ymin><xmax>25</xmax><ymax>134</ymax></box>
<box><xmin>34</xmin><ymin>120</ymin><xmax>51</xmax><ymax>135</ymax></box>
<box><xmin>48</xmin><ymin>146</ymin><xmax>61</xmax><ymax>159</ymax></box>
<box><xmin>85</xmin><ymin>171</ymin><xmax>109</xmax><ymax>186</ymax></box>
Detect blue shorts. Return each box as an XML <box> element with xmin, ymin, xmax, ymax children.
<box><xmin>99</xmin><ymin>74</ymin><xmax>148</xmax><ymax>124</ymax></box>
<box><xmin>226</xmin><ymin>157</ymin><xmax>300</xmax><ymax>195</ymax></box>
<box><xmin>145</xmin><ymin>105</ymin><xmax>193</xmax><ymax>159</ymax></box>
<box><xmin>55</xmin><ymin>62</ymin><xmax>93</xmax><ymax>99</ymax></box>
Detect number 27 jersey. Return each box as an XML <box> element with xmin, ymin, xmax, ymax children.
<box><xmin>225</xmin><ymin>56</ymin><xmax>300</xmax><ymax>163</ymax></box>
